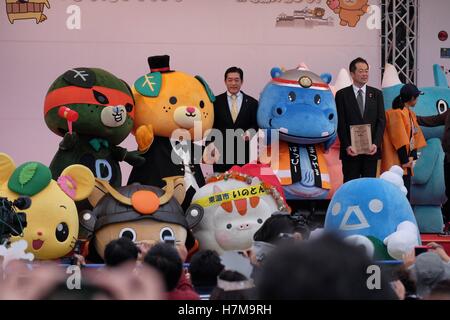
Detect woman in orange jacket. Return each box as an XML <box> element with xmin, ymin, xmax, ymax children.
<box><xmin>381</xmin><ymin>84</ymin><xmax>427</xmax><ymax>199</ymax></box>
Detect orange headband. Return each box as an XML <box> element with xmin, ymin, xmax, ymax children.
<box><xmin>44</xmin><ymin>86</ymin><xmax>135</xmax><ymax>119</ymax></box>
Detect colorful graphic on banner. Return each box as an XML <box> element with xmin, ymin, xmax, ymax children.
<box><xmin>326</xmin><ymin>0</ymin><xmax>369</xmax><ymax>27</ymax></box>
<box><xmin>6</xmin><ymin>0</ymin><xmax>50</xmax><ymax>24</ymax></box>
<box><xmin>276</xmin><ymin>7</ymin><xmax>334</xmax><ymax>27</ymax></box>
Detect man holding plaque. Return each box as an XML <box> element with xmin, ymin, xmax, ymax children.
<box><xmin>336</xmin><ymin>57</ymin><xmax>386</xmax><ymax>182</ymax></box>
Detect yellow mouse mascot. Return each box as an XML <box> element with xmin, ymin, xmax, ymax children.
<box><xmin>0</xmin><ymin>153</ymin><xmax>95</xmax><ymax>260</ymax></box>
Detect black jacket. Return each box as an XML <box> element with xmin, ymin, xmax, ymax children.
<box><xmin>336</xmin><ymin>85</ymin><xmax>386</xmax><ymax>160</ymax></box>
<box><xmin>127</xmin><ymin>136</ymin><xmax>205</xmax><ymax>208</ymax></box>
<box><xmin>212</xmin><ymin>92</ymin><xmax>258</xmax><ymax>171</ymax></box>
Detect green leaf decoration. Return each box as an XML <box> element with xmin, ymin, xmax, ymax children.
<box><xmin>19</xmin><ymin>162</ymin><xmax>38</xmax><ymax>187</ymax></box>
<box><xmin>134</xmin><ymin>72</ymin><xmax>162</xmax><ymax>97</ymax></box>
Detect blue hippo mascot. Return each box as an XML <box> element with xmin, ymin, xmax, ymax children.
<box><xmin>257</xmin><ymin>66</ymin><xmax>338</xmax><ymax>200</ymax></box>
<box><xmin>382</xmin><ymin>64</ymin><xmax>450</xmax><ymax>233</ymax></box>
<box><xmin>325</xmin><ymin>166</ymin><xmax>421</xmax><ymax>260</ymax></box>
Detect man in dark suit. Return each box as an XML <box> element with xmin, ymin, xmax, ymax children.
<box><xmin>212</xmin><ymin>67</ymin><xmax>259</xmax><ymax>173</ymax></box>
<box><xmin>336</xmin><ymin>57</ymin><xmax>386</xmax><ymax>182</ymax></box>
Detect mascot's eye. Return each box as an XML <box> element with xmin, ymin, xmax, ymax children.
<box><xmin>55</xmin><ymin>222</ymin><xmax>69</xmax><ymax>242</ymax></box>
<box><xmin>288</xmin><ymin>91</ymin><xmax>296</xmax><ymax>102</ymax></box>
<box><xmin>437</xmin><ymin>99</ymin><xmax>448</xmax><ymax>115</ymax></box>
<box><xmin>226</xmin><ymin>223</ymin><xmax>232</xmax><ymax>229</ymax></box>
<box><xmin>314</xmin><ymin>94</ymin><xmax>321</xmax><ymax>105</ymax></box>
<box><xmin>160</xmin><ymin>227</ymin><xmax>175</xmax><ymax>242</ymax></box>
<box><xmin>119</xmin><ymin>228</ymin><xmax>137</xmax><ymax>241</ymax></box>
<box><xmin>257</xmin><ymin>219</ymin><xmax>263</xmax><ymax>224</ymax></box>
<box><xmin>169</xmin><ymin>96</ymin><xmax>178</xmax><ymax>105</ymax></box>
<box><xmin>199</xmin><ymin>100</ymin><xmax>205</xmax><ymax>109</ymax></box>
<box><xmin>125</xmin><ymin>103</ymin><xmax>133</xmax><ymax>113</ymax></box>
<box><xmin>93</xmin><ymin>90</ymin><xmax>109</xmax><ymax>104</ymax></box>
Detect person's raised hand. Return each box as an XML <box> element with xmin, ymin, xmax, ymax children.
<box><xmin>87</xmin><ymin>262</ymin><xmax>164</xmax><ymax>300</ymax></box>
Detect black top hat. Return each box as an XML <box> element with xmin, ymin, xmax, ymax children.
<box><xmin>147</xmin><ymin>55</ymin><xmax>172</xmax><ymax>73</ymax></box>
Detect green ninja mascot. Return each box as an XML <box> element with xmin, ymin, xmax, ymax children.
<box><xmin>44</xmin><ymin>68</ymin><xmax>144</xmax><ymax>188</ymax></box>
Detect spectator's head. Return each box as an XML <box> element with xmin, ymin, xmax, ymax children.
<box><xmin>104</xmin><ymin>237</ymin><xmax>139</xmax><ymax>267</ymax></box>
<box><xmin>224</xmin><ymin>67</ymin><xmax>243</xmax><ymax>95</ymax></box>
<box><xmin>252</xmin><ymin>212</ymin><xmax>309</xmax><ymax>265</ymax></box>
<box><xmin>257</xmin><ymin>233</ymin><xmax>397</xmax><ymax>299</ymax></box>
<box><xmin>144</xmin><ymin>243</ymin><xmax>182</xmax><ymax>292</ymax></box>
<box><xmin>399</xmin><ymin>83</ymin><xmax>423</xmax><ymax>107</ymax></box>
<box><xmin>412</xmin><ymin>252</ymin><xmax>450</xmax><ymax>298</ymax></box>
<box><xmin>349</xmin><ymin>57</ymin><xmax>369</xmax><ymax>87</ymax></box>
<box><xmin>209</xmin><ymin>270</ymin><xmax>255</xmax><ymax>300</ymax></box>
<box><xmin>394</xmin><ymin>266</ymin><xmax>418</xmax><ymax>299</ymax></box>
<box><xmin>427</xmin><ymin>280</ymin><xmax>450</xmax><ymax>300</ymax></box>
<box><xmin>189</xmin><ymin>250</ymin><xmax>224</xmax><ymax>288</ymax></box>
<box><xmin>254</xmin><ymin>212</ymin><xmax>310</xmax><ymax>244</ymax></box>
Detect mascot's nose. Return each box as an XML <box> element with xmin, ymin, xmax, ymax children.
<box><xmin>186</xmin><ymin>107</ymin><xmax>196</xmax><ymax>114</ymax></box>
<box><xmin>238</xmin><ymin>223</ymin><xmax>251</xmax><ymax>230</ymax></box>
<box><xmin>37</xmin><ymin>231</ymin><xmax>43</xmax><ymax>236</ymax></box>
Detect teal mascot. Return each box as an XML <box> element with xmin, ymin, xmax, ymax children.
<box><xmin>382</xmin><ymin>64</ymin><xmax>450</xmax><ymax>233</ymax></box>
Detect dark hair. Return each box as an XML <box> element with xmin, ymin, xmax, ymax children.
<box><xmin>393</xmin><ymin>266</ymin><xmax>417</xmax><ymax>299</ymax></box>
<box><xmin>224</xmin><ymin>67</ymin><xmax>243</xmax><ymax>81</ymax></box>
<box><xmin>257</xmin><ymin>233</ymin><xmax>397</xmax><ymax>300</ymax></box>
<box><xmin>143</xmin><ymin>243</ymin><xmax>182</xmax><ymax>292</ymax></box>
<box><xmin>392</xmin><ymin>95</ymin><xmax>405</xmax><ymax>110</ymax></box>
<box><xmin>349</xmin><ymin>57</ymin><xmax>369</xmax><ymax>73</ymax></box>
<box><xmin>209</xmin><ymin>270</ymin><xmax>254</xmax><ymax>300</ymax></box>
<box><xmin>253</xmin><ymin>213</ymin><xmax>310</xmax><ymax>244</ymax></box>
<box><xmin>189</xmin><ymin>250</ymin><xmax>224</xmax><ymax>288</ymax></box>
<box><xmin>103</xmin><ymin>237</ymin><xmax>139</xmax><ymax>267</ymax></box>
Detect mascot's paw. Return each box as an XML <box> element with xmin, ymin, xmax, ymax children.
<box><xmin>136</xmin><ymin>125</ymin><xmax>154</xmax><ymax>152</ymax></box>
<box><xmin>59</xmin><ymin>132</ymin><xmax>78</xmax><ymax>150</ymax></box>
<box><xmin>384</xmin><ymin>221</ymin><xmax>419</xmax><ymax>260</ymax></box>
<box><xmin>345</xmin><ymin>235</ymin><xmax>375</xmax><ymax>259</ymax></box>
<box><xmin>327</xmin><ymin>0</ymin><xmax>340</xmax><ymax>11</ymax></box>
<box><xmin>124</xmin><ymin>150</ymin><xmax>146</xmax><ymax>167</ymax></box>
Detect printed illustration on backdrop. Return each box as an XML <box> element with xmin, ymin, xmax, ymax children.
<box><xmin>6</xmin><ymin>0</ymin><xmax>50</xmax><ymax>24</ymax></box>
<box><xmin>326</xmin><ymin>0</ymin><xmax>369</xmax><ymax>27</ymax></box>
<box><xmin>276</xmin><ymin>7</ymin><xmax>334</xmax><ymax>27</ymax></box>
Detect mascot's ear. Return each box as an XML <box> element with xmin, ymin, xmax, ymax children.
<box><xmin>320</xmin><ymin>73</ymin><xmax>332</xmax><ymax>84</ymax></box>
<box><xmin>121</xmin><ymin>79</ymin><xmax>136</xmax><ymax>105</ymax></box>
<box><xmin>271</xmin><ymin>67</ymin><xmax>283</xmax><ymax>79</ymax></box>
<box><xmin>63</xmin><ymin>68</ymin><xmax>96</xmax><ymax>88</ymax></box>
<box><xmin>433</xmin><ymin>64</ymin><xmax>449</xmax><ymax>88</ymax></box>
<box><xmin>134</xmin><ymin>72</ymin><xmax>162</xmax><ymax>97</ymax></box>
<box><xmin>185</xmin><ymin>204</ymin><xmax>204</xmax><ymax>229</ymax></box>
<box><xmin>78</xmin><ymin>210</ymin><xmax>97</xmax><ymax>241</ymax></box>
<box><xmin>58</xmin><ymin>165</ymin><xmax>95</xmax><ymax>201</ymax></box>
<box><xmin>0</xmin><ymin>153</ymin><xmax>16</xmax><ymax>185</ymax></box>
<box><xmin>195</xmin><ymin>75</ymin><xmax>216</xmax><ymax>103</ymax></box>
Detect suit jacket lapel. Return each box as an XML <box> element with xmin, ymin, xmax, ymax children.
<box><xmin>362</xmin><ymin>87</ymin><xmax>372</xmax><ymax>122</ymax></box>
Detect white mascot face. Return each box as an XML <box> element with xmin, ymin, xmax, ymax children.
<box><xmin>192</xmin><ymin>178</ymin><xmax>279</xmax><ymax>254</ymax></box>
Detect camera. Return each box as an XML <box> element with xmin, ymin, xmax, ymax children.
<box><xmin>0</xmin><ymin>196</ymin><xmax>29</xmax><ymax>244</ymax></box>
<box><xmin>414</xmin><ymin>245</ymin><xmax>432</xmax><ymax>256</ymax></box>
